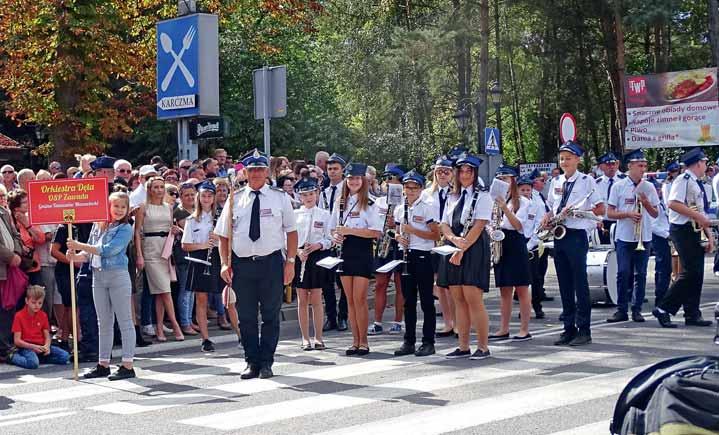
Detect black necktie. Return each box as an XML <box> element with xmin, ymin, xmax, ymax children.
<box><xmin>439</xmin><ymin>188</ymin><xmax>447</xmax><ymax>220</ymax></box>
<box><xmin>452</xmin><ymin>190</ymin><xmax>467</xmax><ymax>229</ymax></box>
<box><xmin>559</xmin><ymin>181</ymin><xmax>575</xmax><ymax>211</ymax></box>
<box><xmin>249</xmin><ymin>191</ymin><xmax>261</xmax><ymax>242</ymax></box>
<box><xmin>539</xmin><ymin>192</ymin><xmax>549</xmax><ymax>213</ymax></box>
<box><xmin>329</xmin><ymin>186</ymin><xmax>337</xmax><ymax>213</ymax></box>
<box><xmin>607</xmin><ymin>177</ymin><xmax>614</xmax><ymax>199</ymax></box>
<box><xmin>696</xmin><ymin>179</ymin><xmax>710</xmax><ymax>211</ymax></box>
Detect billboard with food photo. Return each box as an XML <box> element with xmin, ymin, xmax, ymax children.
<box><xmin>625</xmin><ymin>67</ymin><xmax>718</xmax><ymax>149</ymax></box>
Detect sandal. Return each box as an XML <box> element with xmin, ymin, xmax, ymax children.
<box><xmin>356</xmin><ymin>345</ymin><xmax>370</xmax><ymax>356</ymax></box>
<box><xmin>174</xmin><ymin>334</ymin><xmax>185</xmax><ymax>341</ymax></box>
<box><xmin>302</xmin><ymin>341</ymin><xmax>313</xmax><ymax>351</ymax></box>
<box><xmin>314</xmin><ymin>341</ymin><xmax>326</xmax><ymax>351</ymax></box>
<box><xmin>182</xmin><ymin>327</ymin><xmax>198</xmax><ymax>336</ymax></box>
<box><xmin>345</xmin><ymin>346</ymin><xmax>359</xmax><ymax>356</ymax></box>
<box><xmin>156</xmin><ymin>335</ymin><xmax>168</xmax><ymax>342</ymax></box>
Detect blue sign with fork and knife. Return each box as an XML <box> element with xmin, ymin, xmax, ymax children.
<box><xmin>156</xmin><ymin>14</ymin><xmax>219</xmax><ymax>120</ymax></box>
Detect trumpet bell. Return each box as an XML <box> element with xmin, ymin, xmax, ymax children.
<box><xmin>491</xmin><ymin>229</ymin><xmax>505</xmax><ymax>242</ymax></box>
<box><xmin>552</xmin><ymin>225</ymin><xmax>567</xmax><ymax>240</ymax></box>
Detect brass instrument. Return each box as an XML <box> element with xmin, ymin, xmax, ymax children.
<box><xmin>401</xmin><ymin>197</ymin><xmax>409</xmax><ymax>276</ymax></box>
<box><xmin>490</xmin><ymin>201</ymin><xmax>505</xmax><ymax>265</ymax></box>
<box><xmin>535</xmin><ymin>190</ymin><xmax>602</xmax><ymax>241</ymax></box>
<box><xmin>376</xmin><ymin>184</ymin><xmax>404</xmax><ymax>259</ymax></box>
<box><xmin>335</xmin><ymin>197</ymin><xmax>345</xmax><ymax>273</ymax></box>
<box><xmin>634</xmin><ymin>195</ymin><xmax>645</xmax><ymax>251</ymax></box>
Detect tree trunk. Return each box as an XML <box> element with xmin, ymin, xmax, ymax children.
<box><xmin>710</xmin><ymin>0</ymin><xmax>719</xmax><ymax>66</ymax></box>
<box><xmin>476</xmin><ymin>0</ymin><xmax>490</xmax><ymax>153</ymax></box>
<box><xmin>601</xmin><ymin>0</ymin><xmax>627</xmax><ymax>155</ymax></box>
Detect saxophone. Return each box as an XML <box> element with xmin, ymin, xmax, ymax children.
<box><xmin>376</xmin><ymin>202</ymin><xmax>397</xmax><ymax>259</ymax></box>
<box><xmin>490</xmin><ymin>201</ymin><xmax>505</xmax><ymax>265</ymax></box>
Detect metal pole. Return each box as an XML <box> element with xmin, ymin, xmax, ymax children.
<box><xmin>495</xmin><ymin>103</ymin><xmax>503</xmax><ymax>154</ymax></box>
<box><xmin>263</xmin><ymin>66</ymin><xmax>271</xmax><ymax>158</ymax></box>
<box><xmin>176</xmin><ymin>0</ymin><xmax>195</xmax><ymax>163</ymax></box>
<box><xmin>494</xmin><ymin>0</ymin><xmax>502</xmax><ymax>155</ymax></box>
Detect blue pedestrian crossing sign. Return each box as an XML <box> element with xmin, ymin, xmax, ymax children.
<box><xmin>485</xmin><ymin>128</ymin><xmax>501</xmax><ymax>155</ymax></box>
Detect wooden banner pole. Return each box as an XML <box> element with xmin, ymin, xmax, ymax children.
<box><xmin>67</xmin><ymin>222</ymin><xmax>79</xmax><ymax>381</ymax></box>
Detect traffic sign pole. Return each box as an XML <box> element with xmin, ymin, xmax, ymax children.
<box><xmin>263</xmin><ymin>66</ymin><xmax>271</xmax><ymax>158</ymax></box>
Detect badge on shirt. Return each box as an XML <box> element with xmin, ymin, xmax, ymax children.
<box><xmin>260</xmin><ymin>209</ymin><xmax>273</xmax><ymax>217</ymax></box>
<box><xmin>624</xmin><ymin>198</ymin><xmax>635</xmax><ymax>205</ymax></box>
<box><xmin>313</xmin><ymin>221</ymin><xmax>324</xmax><ymax>228</ymax></box>
<box><xmin>554</xmin><ymin>187</ymin><xmax>563</xmax><ymax>195</ymax></box>
<box><xmin>349</xmin><ymin>211</ymin><xmax>360</xmax><ymax>218</ymax></box>
<box><xmin>528</xmin><ymin>214</ymin><xmax>536</xmax><ymax>220</ymax></box>
<box><xmin>412</xmin><ymin>215</ymin><xmax>425</xmax><ymax>223</ymax></box>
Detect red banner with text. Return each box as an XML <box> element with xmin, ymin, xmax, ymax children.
<box><xmin>27</xmin><ymin>178</ymin><xmax>110</xmax><ymax>225</ymax></box>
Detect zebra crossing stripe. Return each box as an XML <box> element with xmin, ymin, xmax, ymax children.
<box><xmin>546</xmin><ymin>420</ymin><xmax>611</xmax><ymax>435</ymax></box>
<box><xmin>316</xmin><ymin>366</ymin><xmax>643</xmax><ymax>435</ymax></box>
<box><xmin>178</xmin><ymin>350</ymin><xmax>617</xmax><ymax>430</ymax></box>
<box><xmin>0</xmin><ymin>408</ymin><xmax>76</xmax><ymax>427</ymax></box>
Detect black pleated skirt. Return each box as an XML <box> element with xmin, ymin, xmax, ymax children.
<box><xmin>294</xmin><ymin>249</ymin><xmax>331</xmax><ymax>289</ymax></box>
<box><xmin>187</xmin><ymin>248</ymin><xmax>222</xmax><ymax>293</ymax></box>
<box><xmin>493</xmin><ymin>229</ymin><xmax>531</xmax><ymax>287</ymax></box>
<box><xmin>437</xmin><ymin>230</ymin><xmax>490</xmax><ymax>290</ymax></box>
<box><xmin>340</xmin><ymin>235</ymin><xmax>374</xmax><ymax>279</ymax></box>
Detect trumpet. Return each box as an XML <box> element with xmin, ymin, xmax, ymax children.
<box><xmin>490</xmin><ymin>201</ymin><xmax>505</xmax><ymax>265</ymax></box>
<box><xmin>634</xmin><ymin>195</ymin><xmax>645</xmax><ymax>251</ymax></box>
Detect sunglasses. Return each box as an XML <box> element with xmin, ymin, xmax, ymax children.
<box><xmin>237</xmin><ymin>180</ymin><xmax>247</xmax><ymax>186</ymax></box>
<box><xmin>117</xmin><ymin>169</ymin><xmax>131</xmax><ymax>174</ymax></box>
<box><xmin>168</xmin><ymin>191</ymin><xmax>179</xmax><ymax>197</ymax></box>
<box><xmin>180</xmin><ymin>166</ymin><xmax>191</xmax><ymax>170</ymax></box>
<box><xmin>2</xmin><ymin>171</ymin><xmax>14</xmax><ymax>174</ymax></box>
<box><xmin>435</xmin><ymin>168</ymin><xmax>452</xmax><ymax>176</ymax></box>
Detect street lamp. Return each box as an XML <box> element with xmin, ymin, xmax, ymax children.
<box><xmin>490</xmin><ymin>81</ymin><xmax>503</xmax><ymax>152</ymax></box>
<box><xmin>453</xmin><ymin>107</ymin><xmax>470</xmax><ymax>146</ymax></box>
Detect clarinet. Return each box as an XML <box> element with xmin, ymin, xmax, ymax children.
<box><xmin>299</xmin><ymin>208</ymin><xmax>313</xmax><ymax>282</ymax></box>
<box><xmin>460</xmin><ymin>186</ymin><xmax>481</xmax><ymax>238</ymax></box>
<box><xmin>336</xmin><ymin>197</ymin><xmax>345</xmax><ymax>273</ymax></box>
<box><xmin>203</xmin><ymin>208</ymin><xmax>221</xmax><ymax>276</ymax></box>
<box><xmin>401</xmin><ymin>197</ymin><xmax>409</xmax><ymax>276</ymax></box>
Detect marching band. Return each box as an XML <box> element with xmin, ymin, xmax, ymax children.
<box><xmin>175</xmin><ymin>143</ymin><xmax>719</xmax><ymax>379</ymax></box>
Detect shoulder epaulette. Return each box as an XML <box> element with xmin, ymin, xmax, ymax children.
<box><xmin>582</xmin><ymin>175</ymin><xmax>588</xmax><ymax>180</ymax></box>
<box><xmin>269</xmin><ymin>186</ymin><xmax>284</xmax><ymax>193</ymax></box>
<box><xmin>618</xmin><ymin>174</ymin><xmax>626</xmax><ymax>179</ymax></box>
<box><xmin>480</xmin><ymin>185</ymin><xmax>489</xmax><ymax>192</ymax></box>
<box><xmin>368</xmin><ymin>198</ymin><xmax>375</xmax><ymax>206</ymax></box>
<box><xmin>683</xmin><ymin>173</ymin><xmax>691</xmax><ymax>180</ymax></box>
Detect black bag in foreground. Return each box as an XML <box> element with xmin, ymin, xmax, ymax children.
<box><xmin>610</xmin><ymin>355</ymin><xmax>719</xmax><ymax>435</ymax></box>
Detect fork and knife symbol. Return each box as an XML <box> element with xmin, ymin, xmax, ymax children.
<box><xmin>160</xmin><ymin>26</ymin><xmax>196</xmax><ymax>92</ymax></box>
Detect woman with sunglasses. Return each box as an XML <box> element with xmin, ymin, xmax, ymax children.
<box><xmin>331</xmin><ymin>163</ymin><xmax>382</xmax><ymax>356</ymax></box>
<box><xmin>489</xmin><ymin>166</ymin><xmax>533</xmax><ymax>342</ymax></box>
<box><xmin>424</xmin><ymin>156</ymin><xmax>456</xmax><ymax>338</ymax></box>
<box><xmin>437</xmin><ymin>154</ymin><xmax>492</xmax><ymax>360</ymax></box>
<box><xmin>135</xmin><ymin>176</ymin><xmax>184</xmax><ymax>342</ymax></box>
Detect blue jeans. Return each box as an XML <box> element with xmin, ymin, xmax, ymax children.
<box><xmin>615</xmin><ymin>240</ymin><xmax>650</xmax><ymax>314</ymax></box>
<box><xmin>210</xmin><ymin>293</ymin><xmax>225</xmax><ymax>317</ymax></box>
<box><xmin>176</xmin><ymin>262</ymin><xmax>193</xmax><ymax>327</ymax></box>
<box><xmin>10</xmin><ymin>346</ymin><xmax>70</xmax><ymax>369</ymax></box>
<box><xmin>651</xmin><ymin>235</ymin><xmax>672</xmax><ymax>307</ymax></box>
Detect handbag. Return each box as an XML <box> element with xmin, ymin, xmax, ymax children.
<box><xmin>0</xmin><ymin>265</ymin><xmax>29</xmax><ymax>310</ymax></box>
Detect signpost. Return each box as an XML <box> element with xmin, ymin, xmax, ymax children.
<box><xmin>27</xmin><ymin>178</ymin><xmax>110</xmax><ymax>380</ymax></box>
<box><xmin>156</xmin><ymin>8</ymin><xmax>219</xmax><ymax>162</ymax></box>
<box><xmin>484</xmin><ymin>128</ymin><xmax>501</xmax><ymax>156</ymax></box>
<box><xmin>253</xmin><ymin>66</ymin><xmax>287</xmax><ymax>157</ymax></box>
<box><xmin>559</xmin><ymin>113</ymin><xmax>577</xmax><ymax>144</ymax></box>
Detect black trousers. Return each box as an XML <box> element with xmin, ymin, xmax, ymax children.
<box><xmin>400</xmin><ymin>250</ymin><xmax>436</xmax><ymax>345</ymax></box>
<box><xmin>323</xmin><ymin>255</ymin><xmax>347</xmax><ymax>323</ymax></box>
<box><xmin>659</xmin><ymin>223</ymin><xmax>704</xmax><ymax>318</ymax></box>
<box><xmin>0</xmin><ymin>306</ymin><xmax>15</xmax><ymax>359</ymax></box>
<box><xmin>598</xmin><ymin>220</ymin><xmax>614</xmax><ymax>245</ymax></box>
<box><xmin>529</xmin><ymin>249</ymin><xmax>548</xmax><ymax>311</ymax></box>
<box><xmin>232</xmin><ymin>251</ymin><xmax>284</xmax><ymax>367</ymax></box>
<box><xmin>554</xmin><ymin>229</ymin><xmax>592</xmax><ymax>335</ymax></box>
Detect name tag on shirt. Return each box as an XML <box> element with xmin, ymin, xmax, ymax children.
<box><xmin>412</xmin><ymin>215</ymin><xmax>425</xmax><ymax>223</ymax></box>
<box><xmin>624</xmin><ymin>198</ymin><xmax>635</xmax><ymax>205</ymax></box>
<box><xmin>528</xmin><ymin>214</ymin><xmax>536</xmax><ymax>220</ymax></box>
<box><xmin>313</xmin><ymin>221</ymin><xmax>324</xmax><ymax>228</ymax></box>
<box><xmin>349</xmin><ymin>211</ymin><xmax>360</xmax><ymax>218</ymax></box>
<box><xmin>554</xmin><ymin>187</ymin><xmax>562</xmax><ymax>194</ymax></box>
<box><xmin>260</xmin><ymin>209</ymin><xmax>273</xmax><ymax>217</ymax></box>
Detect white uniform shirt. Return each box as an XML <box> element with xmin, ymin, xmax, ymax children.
<box><xmin>214</xmin><ymin>184</ymin><xmax>297</xmax><ymax>257</ymax></box>
<box><xmin>393</xmin><ymin>196</ymin><xmax>439</xmax><ymax>251</ymax></box>
<box><xmin>661</xmin><ymin>180</ymin><xmax>673</xmax><ymax>207</ymax></box>
<box><xmin>596</xmin><ymin>173</ymin><xmax>625</xmax><ymax>221</ymax></box>
<box><xmin>500</xmin><ymin>196</ymin><xmax>531</xmax><ymax>234</ymax></box>
<box><xmin>667</xmin><ymin>169</ymin><xmax>708</xmax><ymax>225</ymax></box>
<box><xmin>608</xmin><ymin>177</ymin><xmax>660</xmax><ymax>243</ymax></box>
<box><xmin>546</xmin><ymin>171</ymin><xmax>603</xmax><ymax>230</ymax></box>
<box><xmin>319</xmin><ymin>181</ymin><xmax>344</xmax><ymax>213</ymax></box>
<box><xmin>441</xmin><ymin>185</ymin><xmax>492</xmax><ymax>229</ymax></box>
<box><xmin>525</xmin><ymin>196</ymin><xmax>546</xmax><ymax>250</ymax></box>
<box><xmin>329</xmin><ymin>194</ymin><xmax>383</xmax><ymax>232</ymax></box>
<box><xmin>294</xmin><ymin>206</ymin><xmax>334</xmax><ymax>251</ymax></box>
<box><xmin>652</xmin><ymin>202</ymin><xmax>670</xmax><ymax>239</ymax></box>
<box><xmin>182</xmin><ymin>211</ymin><xmax>214</xmax><ymax>245</ymax></box>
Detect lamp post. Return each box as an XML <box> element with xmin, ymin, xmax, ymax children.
<box><xmin>490</xmin><ymin>81</ymin><xmax>503</xmax><ymax>153</ymax></box>
<box><xmin>453</xmin><ymin>106</ymin><xmax>470</xmax><ymax>147</ymax></box>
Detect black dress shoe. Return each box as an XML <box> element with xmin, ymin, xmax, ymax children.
<box><xmin>534</xmin><ymin>310</ymin><xmax>546</xmax><ymax>319</ymax></box>
<box><xmin>569</xmin><ymin>333</ymin><xmax>592</xmax><ymax>346</ymax></box>
<box><xmin>394</xmin><ymin>342</ymin><xmax>415</xmax><ymax>356</ymax></box>
<box><xmin>83</xmin><ymin>364</ymin><xmax>111</xmax><ymax>379</ymax></box>
<box><xmin>632</xmin><ymin>311</ymin><xmax>645</xmax><ymax>323</ymax></box>
<box><xmin>685</xmin><ymin>317</ymin><xmax>713</xmax><ymax>326</ymax></box>
<box><xmin>652</xmin><ymin>308</ymin><xmax>677</xmax><ymax>328</ymax></box>
<box><xmin>541</xmin><ymin>295</ymin><xmax>555</xmax><ymax>302</ymax></box>
<box><xmin>436</xmin><ymin>330</ymin><xmax>455</xmax><ymax>338</ymax></box>
<box><xmin>337</xmin><ymin>319</ymin><xmax>348</xmax><ymax>331</ymax></box>
<box><xmin>606</xmin><ymin>311</ymin><xmax>629</xmax><ymax>323</ymax></box>
<box><xmin>259</xmin><ymin>366</ymin><xmax>274</xmax><ymax>379</ymax></box>
<box><xmin>414</xmin><ymin>343</ymin><xmax>435</xmax><ymax>357</ymax></box>
<box><xmin>554</xmin><ymin>331</ymin><xmax>576</xmax><ymax>346</ymax></box>
<box><xmin>323</xmin><ymin>319</ymin><xmax>337</xmax><ymax>332</ymax></box>
<box><xmin>240</xmin><ymin>364</ymin><xmax>260</xmax><ymax>379</ymax></box>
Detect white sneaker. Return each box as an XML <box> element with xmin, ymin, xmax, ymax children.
<box><xmin>388</xmin><ymin>323</ymin><xmax>403</xmax><ymax>334</ymax></box>
<box><xmin>141</xmin><ymin>325</ymin><xmax>156</xmax><ymax>337</ymax></box>
<box><xmin>367</xmin><ymin>323</ymin><xmax>383</xmax><ymax>335</ymax></box>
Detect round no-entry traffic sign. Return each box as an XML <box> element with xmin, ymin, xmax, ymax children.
<box><xmin>559</xmin><ymin>113</ymin><xmax>577</xmax><ymax>143</ymax></box>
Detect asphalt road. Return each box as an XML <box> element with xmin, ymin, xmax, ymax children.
<box><xmin>0</xmin><ymin>259</ymin><xmax>717</xmax><ymax>435</ymax></box>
